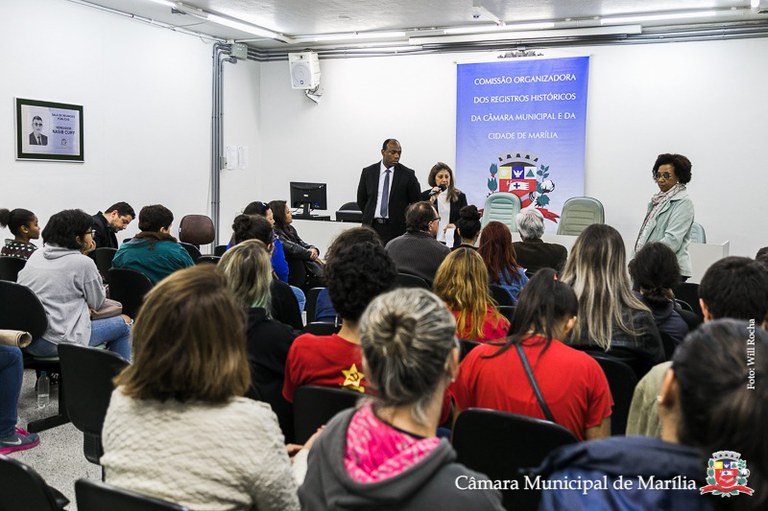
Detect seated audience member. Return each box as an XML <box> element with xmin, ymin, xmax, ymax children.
<box><xmin>419</xmin><ymin>162</ymin><xmax>468</xmax><ymax>247</ymax></box>
<box><xmin>756</xmin><ymin>246</ymin><xmax>768</xmax><ymax>269</ymax></box>
<box><xmin>102</xmin><ymin>265</ymin><xmax>308</xmax><ymax>510</ymax></box>
<box><xmin>561</xmin><ymin>224</ymin><xmax>664</xmax><ymax>377</ymax></box>
<box><xmin>513</xmin><ymin>208</ymin><xmax>567</xmax><ymax>274</ymax></box>
<box><xmin>231</xmin><ymin>214</ymin><xmax>303</xmax><ymax>330</ymax></box>
<box><xmin>112</xmin><ymin>204</ymin><xmax>194</xmax><ymax>285</ymax></box>
<box><xmin>452</xmin><ymin>204</ymin><xmax>482</xmax><ymax>250</ymax></box>
<box><xmin>0</xmin><ymin>346</ymin><xmax>39</xmax><ymax>454</ymax></box>
<box><xmin>385</xmin><ymin>201</ymin><xmax>450</xmax><ymax>285</ymax></box>
<box><xmin>539</xmin><ymin>320</ymin><xmax>768</xmax><ymax>511</ymax></box>
<box><xmin>478</xmin><ymin>220</ymin><xmax>528</xmax><ymax>303</ymax></box>
<box><xmin>18</xmin><ymin>209</ymin><xmax>132</xmax><ymax>361</ymax></box>
<box><xmin>628</xmin><ymin>242</ymin><xmax>689</xmax><ymax>347</ymax></box>
<box><xmin>300</xmin><ymin>288</ymin><xmax>504</xmax><ymax>511</ymax></box>
<box><xmin>627</xmin><ymin>256</ymin><xmax>768</xmax><ymax>437</ymax></box>
<box><xmin>433</xmin><ymin>247</ymin><xmax>510</xmax><ymax>342</ymax></box>
<box><xmin>269</xmin><ymin>200</ymin><xmax>323</xmax><ymax>289</ymax></box>
<box><xmin>232</xmin><ymin>201</ymin><xmax>289</xmax><ymax>283</ymax></box>
<box><xmin>451</xmin><ymin>269</ymin><xmax>612</xmax><ymax>441</ymax></box>
<box><xmin>92</xmin><ymin>202</ymin><xmax>135</xmax><ymax>249</ymax></box>
<box><xmin>282</xmin><ymin>242</ymin><xmax>397</xmax><ymax>403</ymax></box>
<box><xmin>314</xmin><ymin>226</ymin><xmax>381</xmax><ymax>324</ymax></box>
<box><xmin>220</xmin><ymin>239</ymin><xmax>298</xmax><ymax>442</ymax></box>
<box><xmin>0</xmin><ymin>207</ymin><xmax>40</xmax><ymax>259</ymax></box>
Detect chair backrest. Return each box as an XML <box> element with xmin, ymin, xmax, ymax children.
<box><xmin>673</xmin><ymin>282</ymin><xmax>703</xmax><ymax>320</ymax></box>
<box><xmin>556</xmin><ymin>196</ymin><xmax>605</xmax><ymax>236</ymax></box>
<box><xmin>690</xmin><ymin>222</ymin><xmax>706</xmax><ymax>244</ymax></box>
<box><xmin>481</xmin><ymin>192</ymin><xmax>521</xmax><ymax>231</ymax></box>
<box><xmin>458</xmin><ymin>339</ymin><xmax>481</xmax><ymax>362</ymax></box>
<box><xmin>0</xmin><ymin>280</ymin><xmax>48</xmax><ymax>340</ymax></box>
<box><xmin>497</xmin><ymin>305</ymin><xmax>516</xmax><ymax>324</ymax></box>
<box><xmin>178</xmin><ymin>214</ymin><xmax>215</xmax><ymax>246</ymax></box>
<box><xmin>588</xmin><ymin>353</ymin><xmax>638</xmax><ymax>436</ymax></box>
<box><xmin>195</xmin><ymin>255</ymin><xmax>220</xmax><ymax>265</ymax></box>
<box><xmin>0</xmin><ymin>255</ymin><xmax>27</xmax><ymax>282</ymax></box>
<box><xmin>293</xmin><ymin>385</ymin><xmax>361</xmax><ymax>444</ymax></box>
<box><xmin>91</xmin><ymin>247</ymin><xmax>118</xmax><ymax>276</ymax></box>
<box><xmin>452</xmin><ymin>408</ymin><xmax>577</xmax><ymax>510</ymax></box>
<box><xmin>179</xmin><ymin>241</ymin><xmax>202</xmax><ymax>262</ymax></box>
<box><xmin>213</xmin><ymin>244</ymin><xmax>228</xmax><ymax>257</ymax></box>
<box><xmin>305</xmin><ymin>287</ymin><xmax>325</xmax><ymax>323</ymax></box>
<box><xmin>58</xmin><ymin>344</ymin><xmax>129</xmax><ymax>465</ymax></box>
<box><xmin>489</xmin><ymin>284</ymin><xmax>515</xmax><ymax>306</ymax></box>
<box><xmin>301</xmin><ymin>322</ymin><xmax>341</xmax><ymax>336</ymax></box>
<box><xmin>0</xmin><ymin>455</ymin><xmax>63</xmax><ymax>511</ymax></box>
<box><xmin>336</xmin><ymin>201</ymin><xmax>363</xmax><ymax>223</ymax></box>
<box><xmin>106</xmin><ymin>268</ymin><xmax>153</xmax><ymax>319</ymax></box>
<box><xmin>395</xmin><ymin>272</ymin><xmax>430</xmax><ymax>289</ymax></box>
<box><xmin>76</xmin><ymin>478</ymin><xmax>188</xmax><ymax>511</ymax></box>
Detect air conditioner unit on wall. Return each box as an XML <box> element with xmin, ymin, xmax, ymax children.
<box><xmin>289</xmin><ymin>52</ymin><xmax>321</xmax><ymax>89</ymax></box>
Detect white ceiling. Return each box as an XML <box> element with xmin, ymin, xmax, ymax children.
<box><xmin>73</xmin><ymin>0</ymin><xmax>768</xmax><ymax>51</ymax></box>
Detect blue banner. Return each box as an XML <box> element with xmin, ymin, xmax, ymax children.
<box><xmin>456</xmin><ymin>56</ymin><xmax>590</xmax><ymax>227</ymax></box>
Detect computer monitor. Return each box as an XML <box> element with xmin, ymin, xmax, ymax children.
<box><xmin>290</xmin><ymin>182</ymin><xmax>327</xmax><ymax>218</ymax></box>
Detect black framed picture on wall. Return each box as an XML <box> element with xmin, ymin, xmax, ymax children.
<box><xmin>15</xmin><ymin>97</ymin><xmax>84</xmax><ymax>162</ymax></box>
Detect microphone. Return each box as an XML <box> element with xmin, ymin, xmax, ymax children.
<box><xmin>429</xmin><ymin>184</ymin><xmax>447</xmax><ymax>197</ymax></box>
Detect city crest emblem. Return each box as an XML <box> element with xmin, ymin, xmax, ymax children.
<box><xmin>486</xmin><ymin>152</ymin><xmax>560</xmax><ymax>221</ymax></box>
<box><xmin>700</xmin><ymin>450</ymin><xmax>754</xmax><ymax>497</ymax></box>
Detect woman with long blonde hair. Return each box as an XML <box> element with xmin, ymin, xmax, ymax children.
<box><xmin>433</xmin><ymin>247</ymin><xmax>509</xmax><ymax>342</ymax></box>
<box><xmin>561</xmin><ymin>224</ymin><xmax>664</xmax><ymax>376</ymax></box>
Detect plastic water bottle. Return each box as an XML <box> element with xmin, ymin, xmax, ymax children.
<box><xmin>37</xmin><ymin>371</ymin><xmax>50</xmax><ymax>409</ymax></box>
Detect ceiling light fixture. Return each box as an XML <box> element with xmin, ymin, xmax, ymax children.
<box><xmin>170</xmin><ymin>2</ymin><xmax>293</xmax><ymax>42</ymax></box>
<box><xmin>444</xmin><ymin>21</ymin><xmax>556</xmax><ymax>35</ymax></box>
<box><xmin>601</xmin><ymin>10</ymin><xmax>718</xmax><ymax>25</ymax></box>
<box><xmin>295</xmin><ymin>31</ymin><xmax>407</xmax><ymax>42</ymax></box>
<box><xmin>144</xmin><ymin>0</ymin><xmax>176</xmax><ymax>7</ymax></box>
<box><xmin>410</xmin><ymin>25</ymin><xmax>641</xmax><ymax>45</ymax></box>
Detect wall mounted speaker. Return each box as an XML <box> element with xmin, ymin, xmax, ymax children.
<box><xmin>289</xmin><ymin>52</ymin><xmax>321</xmax><ymax>90</ymax></box>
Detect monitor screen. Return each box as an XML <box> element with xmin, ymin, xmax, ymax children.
<box><xmin>290</xmin><ymin>182</ymin><xmax>327</xmax><ymax>216</ymax></box>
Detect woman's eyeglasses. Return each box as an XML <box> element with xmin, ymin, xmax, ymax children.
<box><xmin>653</xmin><ymin>172</ymin><xmax>673</xmax><ymax>181</ymax></box>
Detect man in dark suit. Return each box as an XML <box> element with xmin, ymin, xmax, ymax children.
<box><xmin>357</xmin><ymin>139</ymin><xmax>421</xmax><ymax>244</ymax></box>
<box><xmin>92</xmin><ymin>201</ymin><xmax>136</xmax><ymax>249</ymax></box>
<box><xmin>28</xmin><ymin>116</ymin><xmax>48</xmax><ymax>146</ymax></box>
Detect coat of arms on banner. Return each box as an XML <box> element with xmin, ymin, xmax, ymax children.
<box><xmin>700</xmin><ymin>450</ymin><xmax>754</xmax><ymax>497</ymax></box>
<box><xmin>486</xmin><ymin>152</ymin><xmax>559</xmax><ymax>221</ymax></box>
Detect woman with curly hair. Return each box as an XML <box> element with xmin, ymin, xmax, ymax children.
<box><xmin>433</xmin><ymin>247</ymin><xmax>509</xmax><ymax>342</ymax></box>
<box><xmin>478</xmin><ymin>221</ymin><xmax>528</xmax><ymax>303</ymax></box>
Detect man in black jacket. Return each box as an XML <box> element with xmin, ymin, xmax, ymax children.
<box><xmin>357</xmin><ymin>139</ymin><xmax>420</xmax><ymax>245</ymax></box>
<box><xmin>92</xmin><ymin>202</ymin><xmax>135</xmax><ymax>249</ymax></box>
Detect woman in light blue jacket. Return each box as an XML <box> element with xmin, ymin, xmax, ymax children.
<box><xmin>634</xmin><ymin>153</ymin><xmax>695</xmax><ymax>280</ymax></box>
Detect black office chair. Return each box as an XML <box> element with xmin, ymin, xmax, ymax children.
<box><xmin>678</xmin><ymin>309</ymin><xmax>702</xmax><ymax>332</ymax></box>
<box><xmin>213</xmin><ymin>244</ymin><xmax>228</xmax><ymax>257</ymax></box>
<box><xmin>90</xmin><ymin>247</ymin><xmax>118</xmax><ymax>276</ymax></box>
<box><xmin>589</xmin><ymin>353</ymin><xmax>638</xmax><ymax>436</ymax></box>
<box><xmin>106</xmin><ymin>268</ymin><xmax>153</xmax><ymax>318</ymax></box>
<box><xmin>395</xmin><ymin>272</ymin><xmax>430</xmax><ymax>289</ymax></box>
<box><xmin>489</xmin><ymin>284</ymin><xmax>515</xmax><ymax>306</ymax></box>
<box><xmin>452</xmin><ymin>408</ymin><xmax>577</xmax><ymax>511</ymax></box>
<box><xmin>0</xmin><ymin>454</ymin><xmax>70</xmax><ymax>511</ymax></box>
<box><xmin>497</xmin><ymin>305</ymin><xmax>516</xmax><ymax>324</ymax></box>
<box><xmin>293</xmin><ymin>385</ymin><xmax>361</xmax><ymax>444</ymax></box>
<box><xmin>0</xmin><ymin>255</ymin><xmax>27</xmax><ymax>281</ymax></box>
<box><xmin>76</xmin><ymin>478</ymin><xmax>188</xmax><ymax>511</ymax></box>
<box><xmin>0</xmin><ymin>280</ymin><xmax>70</xmax><ymax>433</ymax></box>
<box><xmin>673</xmin><ymin>282</ymin><xmax>703</xmax><ymax>320</ymax></box>
<box><xmin>302</xmin><ymin>322</ymin><xmax>341</xmax><ymax>336</ymax></box>
<box><xmin>179</xmin><ymin>241</ymin><xmax>202</xmax><ymax>262</ymax></box>
<box><xmin>195</xmin><ymin>255</ymin><xmax>221</xmax><ymax>265</ymax></box>
<box><xmin>305</xmin><ymin>287</ymin><xmax>325</xmax><ymax>323</ymax></box>
<box><xmin>458</xmin><ymin>339</ymin><xmax>481</xmax><ymax>362</ymax></box>
<box><xmin>58</xmin><ymin>344</ymin><xmax>128</xmax><ymax>468</ymax></box>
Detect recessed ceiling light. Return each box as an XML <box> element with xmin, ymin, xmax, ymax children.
<box><xmin>601</xmin><ymin>10</ymin><xmax>717</xmax><ymax>25</ymax></box>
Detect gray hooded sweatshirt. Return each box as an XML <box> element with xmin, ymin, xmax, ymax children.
<box><xmin>18</xmin><ymin>245</ymin><xmax>105</xmax><ymax>345</ymax></box>
<box><xmin>299</xmin><ymin>408</ymin><xmax>504</xmax><ymax>511</ymax></box>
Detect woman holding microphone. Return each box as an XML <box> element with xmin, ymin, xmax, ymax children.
<box><xmin>420</xmin><ymin>162</ymin><xmax>467</xmax><ymax>248</ymax></box>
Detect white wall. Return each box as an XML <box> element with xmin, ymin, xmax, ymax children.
<box><xmin>254</xmin><ymin>40</ymin><xmax>768</xmax><ymax>258</ymax></box>
<box><xmin>0</xmin><ymin>0</ymin><xmax>212</xmax><ymax>243</ymax></box>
